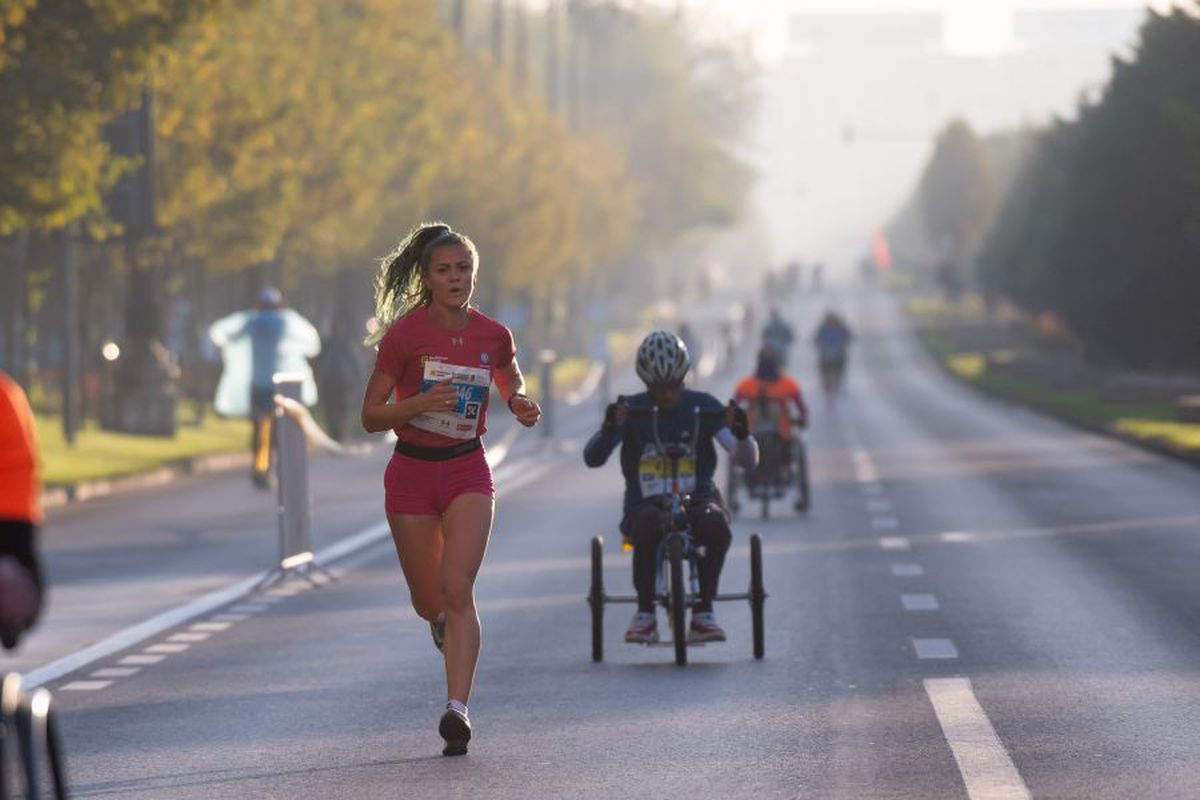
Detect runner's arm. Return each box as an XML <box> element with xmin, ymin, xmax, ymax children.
<box><xmin>360</xmin><ymin>368</ymin><xmax>455</xmax><ymax>433</ymax></box>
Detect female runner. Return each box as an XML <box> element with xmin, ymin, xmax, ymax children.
<box><xmin>361</xmin><ymin>223</ymin><xmax>541</xmax><ymax>756</ymax></box>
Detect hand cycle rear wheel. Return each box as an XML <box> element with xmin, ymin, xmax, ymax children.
<box><xmin>750</xmin><ymin>533</ymin><xmax>765</xmax><ymax>660</ymax></box>
<box><xmin>668</xmin><ymin>534</ymin><xmax>688</xmax><ymax>666</ymax></box>
<box><xmin>795</xmin><ymin>440</ymin><xmax>811</xmax><ymax>512</ymax></box>
<box><xmin>589</xmin><ymin>536</ymin><xmax>605</xmax><ymax>662</ymax></box>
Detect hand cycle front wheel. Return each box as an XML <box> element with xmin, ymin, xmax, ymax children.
<box><xmin>668</xmin><ymin>534</ymin><xmax>688</xmax><ymax>666</ymax></box>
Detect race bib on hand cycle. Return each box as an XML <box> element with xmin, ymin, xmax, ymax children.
<box><xmin>638</xmin><ymin>444</ymin><xmax>696</xmax><ymax>498</ymax></box>
<box><xmin>410</xmin><ymin>360</ymin><xmax>491</xmax><ymax>440</ymax></box>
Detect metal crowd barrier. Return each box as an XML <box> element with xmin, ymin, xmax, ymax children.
<box><xmin>0</xmin><ymin>674</ymin><xmax>68</xmax><ymax>799</ymax></box>
<box><xmin>255</xmin><ymin>374</ymin><xmax>335</xmax><ymax>590</ymax></box>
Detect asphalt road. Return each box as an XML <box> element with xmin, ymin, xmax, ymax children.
<box><xmin>29</xmin><ymin>285</ymin><xmax>1200</xmax><ymax>799</ymax></box>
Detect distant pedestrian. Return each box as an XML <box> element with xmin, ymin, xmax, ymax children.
<box><xmin>315</xmin><ymin>314</ymin><xmax>364</xmax><ymax>443</ymax></box>
<box><xmin>360</xmin><ymin>222</ymin><xmax>540</xmax><ymax>757</ymax></box>
<box><xmin>208</xmin><ymin>287</ymin><xmax>321</xmax><ymax>489</ymax></box>
<box><xmin>0</xmin><ymin>371</ymin><xmax>45</xmax><ymax>649</ymax></box>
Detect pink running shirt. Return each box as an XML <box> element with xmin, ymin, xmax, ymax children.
<box><xmin>374</xmin><ymin>306</ymin><xmax>515</xmax><ymax>448</ymax></box>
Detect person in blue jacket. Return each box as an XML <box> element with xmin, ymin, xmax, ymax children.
<box><xmin>209</xmin><ymin>287</ymin><xmax>321</xmax><ymax>488</ymax></box>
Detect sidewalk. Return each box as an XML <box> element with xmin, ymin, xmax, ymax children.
<box><xmin>907</xmin><ymin>294</ymin><xmax>1200</xmax><ymax>467</ymax></box>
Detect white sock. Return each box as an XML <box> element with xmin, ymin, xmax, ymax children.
<box><xmin>447</xmin><ymin>698</ymin><xmax>469</xmax><ymax>717</ymax></box>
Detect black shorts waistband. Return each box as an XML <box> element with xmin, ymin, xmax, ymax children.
<box><xmin>393</xmin><ymin>437</ymin><xmax>482</xmax><ymax>462</ymax></box>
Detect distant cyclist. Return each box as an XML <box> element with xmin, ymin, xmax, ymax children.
<box><xmin>209</xmin><ymin>287</ymin><xmax>322</xmax><ymax>488</ymax></box>
<box><xmin>761</xmin><ymin>307</ymin><xmax>795</xmax><ymax>365</ymax></box>
<box><xmin>583</xmin><ymin>331</ymin><xmax>757</xmax><ymax>645</ymax></box>
<box><xmin>812</xmin><ymin>310</ymin><xmax>853</xmax><ymax>396</ymax></box>
<box><xmin>734</xmin><ymin>345</ymin><xmax>809</xmax><ymax>510</ymax></box>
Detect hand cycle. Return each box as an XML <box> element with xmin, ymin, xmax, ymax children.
<box><xmin>588</xmin><ymin>400</ymin><xmax>766</xmax><ymax>666</ymax></box>
<box><xmin>727</xmin><ymin>405</ymin><xmax>810</xmax><ymax>519</ymax></box>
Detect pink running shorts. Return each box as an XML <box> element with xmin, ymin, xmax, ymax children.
<box><xmin>384</xmin><ymin>447</ymin><xmax>495</xmax><ymax>516</ymax></box>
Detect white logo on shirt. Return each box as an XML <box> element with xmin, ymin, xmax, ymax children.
<box><xmin>480</xmin><ymin>352</ymin><xmax>490</xmax><ymax>364</ymax></box>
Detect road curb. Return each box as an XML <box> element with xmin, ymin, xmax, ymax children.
<box><xmin>42</xmin><ymin>441</ymin><xmax>378</xmax><ymax>511</ymax></box>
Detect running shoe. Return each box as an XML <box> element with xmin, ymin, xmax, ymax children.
<box><xmin>430</xmin><ymin>612</ymin><xmax>446</xmax><ymax>653</ymax></box>
<box><xmin>624</xmin><ymin>612</ymin><xmax>658</xmax><ymax>644</ymax></box>
<box><xmin>439</xmin><ymin>707</ymin><xmax>472</xmax><ymax>756</ymax></box>
<box><xmin>688</xmin><ymin>611</ymin><xmax>726</xmax><ymax>643</ymax></box>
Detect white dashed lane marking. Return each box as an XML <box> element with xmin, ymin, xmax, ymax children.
<box><xmin>891</xmin><ymin>563</ymin><xmax>925</xmax><ymax>577</ymax></box>
<box><xmin>168</xmin><ymin>632</ymin><xmax>211</xmax><ymax>643</ymax></box>
<box><xmin>880</xmin><ymin>537</ymin><xmax>911</xmax><ymax>551</ymax></box>
<box><xmin>61</xmin><ymin>681</ymin><xmax>113</xmax><ymax>692</ymax></box>
<box><xmin>212</xmin><ymin>613</ymin><xmax>251</xmax><ymax>622</ymax></box>
<box><xmin>913</xmin><ymin>638</ymin><xmax>959</xmax><ymax>660</ymax></box>
<box><xmin>901</xmin><ymin>594</ymin><xmax>940</xmax><ymax>612</ymax></box>
<box><xmin>119</xmin><ymin>654</ymin><xmax>166</xmax><ymax>666</ymax></box>
<box><xmin>940</xmin><ymin>531</ymin><xmax>976</xmax><ymax>543</ymax></box>
<box><xmin>145</xmin><ymin>643</ymin><xmax>191</xmax><ymax>654</ymax></box>
<box><xmin>925</xmin><ymin>678</ymin><xmax>1031</xmax><ymax>800</ymax></box>
<box><xmin>90</xmin><ymin>668</ymin><xmax>141</xmax><ymax>679</ymax></box>
<box><xmin>872</xmin><ymin>517</ymin><xmax>900</xmax><ymax>530</ymax></box>
<box><xmin>191</xmin><ymin>621</ymin><xmax>233</xmax><ymax>632</ymax></box>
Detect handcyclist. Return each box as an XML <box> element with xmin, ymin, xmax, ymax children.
<box><xmin>812</xmin><ymin>309</ymin><xmax>853</xmax><ymax>396</ymax></box>
<box><xmin>209</xmin><ymin>287</ymin><xmax>321</xmax><ymax>489</ymax></box>
<box><xmin>733</xmin><ymin>345</ymin><xmax>809</xmax><ymax>510</ymax></box>
<box><xmin>761</xmin><ymin>307</ymin><xmax>795</xmax><ymax>365</ymax></box>
<box><xmin>583</xmin><ymin>330</ymin><xmax>758</xmax><ymax>645</ymax></box>
<box><xmin>361</xmin><ymin>222</ymin><xmax>541</xmax><ymax>757</ymax></box>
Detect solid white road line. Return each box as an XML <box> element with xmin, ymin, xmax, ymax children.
<box><xmin>901</xmin><ymin>594</ymin><xmax>940</xmax><ymax>611</ymax></box>
<box><xmin>22</xmin><ymin>444</ymin><xmax>550</xmax><ymax>689</ymax></box>
<box><xmin>925</xmin><ymin>678</ymin><xmax>1031</xmax><ymax>800</ymax></box>
<box><xmin>891</xmin><ymin>563</ymin><xmax>925</xmax><ymax>577</ymax></box>
<box><xmin>880</xmin><ymin>537</ymin><xmax>911</xmax><ymax>551</ymax></box>
<box><xmin>913</xmin><ymin>638</ymin><xmax>959</xmax><ymax>659</ymax></box>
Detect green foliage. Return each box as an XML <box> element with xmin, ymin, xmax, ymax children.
<box><xmin>917</xmin><ymin>119</ymin><xmax>995</xmax><ymax>260</ymax></box>
<box><xmin>977</xmin><ymin>6</ymin><xmax>1200</xmax><ymax>370</ymax></box>
<box><xmin>0</xmin><ymin>0</ymin><xmax>226</xmax><ymax>233</ymax></box>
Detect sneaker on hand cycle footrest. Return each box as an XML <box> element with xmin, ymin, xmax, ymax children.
<box><xmin>624</xmin><ymin>612</ymin><xmax>659</xmax><ymax>644</ymax></box>
<box><xmin>688</xmin><ymin>612</ymin><xmax>726</xmax><ymax>643</ymax></box>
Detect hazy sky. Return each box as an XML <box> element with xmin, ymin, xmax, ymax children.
<box><xmin>663</xmin><ymin>0</ymin><xmax>1169</xmax><ymax>272</ymax></box>
<box><xmin>668</xmin><ymin>0</ymin><xmax>1168</xmax><ymax>60</ymax></box>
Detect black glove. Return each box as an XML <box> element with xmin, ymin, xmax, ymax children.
<box><xmin>603</xmin><ymin>402</ymin><xmax>618</xmax><ymax>430</ymax></box>
<box><xmin>729</xmin><ymin>402</ymin><xmax>749</xmax><ymax>441</ymax></box>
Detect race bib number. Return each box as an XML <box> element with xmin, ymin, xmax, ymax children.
<box><xmin>410</xmin><ymin>360</ymin><xmax>491</xmax><ymax>440</ymax></box>
<box><xmin>638</xmin><ymin>445</ymin><xmax>696</xmax><ymax>498</ymax></box>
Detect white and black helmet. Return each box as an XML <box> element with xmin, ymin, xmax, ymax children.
<box><xmin>635</xmin><ymin>329</ymin><xmax>691</xmax><ymax>385</ymax></box>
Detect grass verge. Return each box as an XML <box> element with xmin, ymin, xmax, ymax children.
<box><xmin>35</xmin><ymin>414</ymin><xmax>251</xmax><ymax>486</ymax></box>
<box><xmin>915</xmin><ymin>327</ymin><xmax>1199</xmax><ymax>456</ymax></box>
